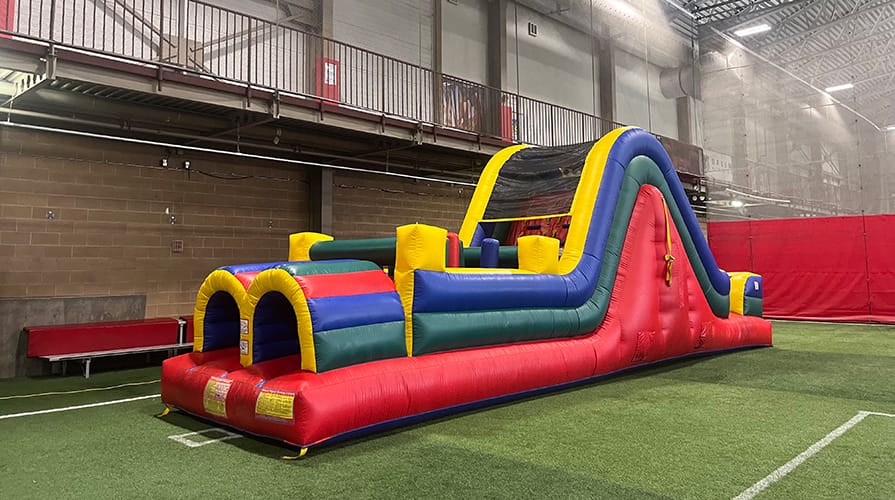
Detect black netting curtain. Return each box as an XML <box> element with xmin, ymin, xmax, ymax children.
<box><xmin>482</xmin><ymin>141</ymin><xmax>595</xmax><ymax>220</ymax></box>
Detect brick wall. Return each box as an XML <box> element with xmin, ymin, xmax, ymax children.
<box><xmin>0</xmin><ymin>127</ymin><xmax>480</xmax><ymax>377</ymax></box>
<box><xmin>0</xmin><ymin>128</ymin><xmax>310</xmax><ymax>317</ymax></box>
<box><xmin>331</xmin><ymin>171</ymin><xmax>473</xmax><ymax>239</ymax></box>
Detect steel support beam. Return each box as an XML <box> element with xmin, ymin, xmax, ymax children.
<box><xmin>484</xmin><ymin>0</ymin><xmax>508</xmax><ymax>138</ymax></box>
<box><xmin>433</xmin><ymin>0</ymin><xmax>443</xmax><ymax>126</ymax></box>
<box><xmin>676</xmin><ymin>96</ymin><xmax>693</xmax><ymax>144</ymax></box>
<box><xmin>487</xmin><ymin>0</ymin><xmax>508</xmax><ymax>91</ymax></box>
<box><xmin>307</xmin><ymin>166</ymin><xmax>333</xmax><ymax>234</ymax></box>
<box><xmin>754</xmin><ymin>1</ymin><xmax>894</xmax><ymax>50</ymax></box>
<box><xmin>704</xmin><ymin>0</ymin><xmax>812</xmax><ymax>31</ymax></box>
<box><xmin>782</xmin><ymin>29</ymin><xmax>895</xmax><ymax>66</ymax></box>
<box><xmin>598</xmin><ymin>40</ymin><xmax>616</xmax><ymax>124</ymax></box>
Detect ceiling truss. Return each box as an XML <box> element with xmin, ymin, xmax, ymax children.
<box><xmin>687</xmin><ymin>0</ymin><xmax>895</xmax><ymax>128</ymax></box>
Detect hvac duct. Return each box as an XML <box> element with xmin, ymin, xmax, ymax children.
<box><xmin>659</xmin><ymin>65</ymin><xmax>701</xmax><ymax>99</ymax></box>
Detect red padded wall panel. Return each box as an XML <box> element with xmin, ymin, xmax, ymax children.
<box><xmin>708</xmin><ymin>215</ymin><xmax>895</xmax><ymax>323</ymax></box>
<box><xmin>864</xmin><ymin>215</ymin><xmax>895</xmax><ymax>321</ymax></box>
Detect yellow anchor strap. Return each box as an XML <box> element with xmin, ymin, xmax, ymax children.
<box><xmin>662</xmin><ymin>199</ymin><xmax>675</xmax><ymax>287</ymax></box>
<box><xmin>282</xmin><ymin>448</ymin><xmax>309</xmax><ymax>460</ymax></box>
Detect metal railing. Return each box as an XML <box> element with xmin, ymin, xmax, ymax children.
<box><xmin>6</xmin><ymin>0</ymin><xmax>624</xmax><ymax>146</ymax></box>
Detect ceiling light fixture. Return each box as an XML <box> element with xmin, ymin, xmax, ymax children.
<box><xmin>730</xmin><ymin>200</ymin><xmax>745</xmax><ymax>208</ymax></box>
<box><xmin>733</xmin><ymin>24</ymin><xmax>771</xmax><ymax>37</ymax></box>
<box><xmin>886</xmin><ymin>125</ymin><xmax>895</xmax><ymax>131</ymax></box>
<box><xmin>824</xmin><ymin>83</ymin><xmax>854</xmax><ymax>93</ymax></box>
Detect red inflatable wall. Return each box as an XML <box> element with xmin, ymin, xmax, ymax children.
<box><xmin>708</xmin><ymin>215</ymin><xmax>895</xmax><ymax>323</ymax></box>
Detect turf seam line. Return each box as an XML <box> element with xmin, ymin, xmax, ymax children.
<box><xmin>0</xmin><ymin>380</ymin><xmax>161</xmax><ymax>400</ymax></box>
<box><xmin>733</xmin><ymin>410</ymin><xmax>894</xmax><ymax>500</ymax></box>
<box><xmin>0</xmin><ymin>394</ymin><xmax>160</xmax><ymax>420</ymax></box>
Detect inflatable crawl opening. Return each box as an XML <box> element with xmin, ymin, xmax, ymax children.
<box><xmin>202</xmin><ymin>291</ymin><xmax>241</xmax><ymax>351</ymax></box>
<box><xmin>252</xmin><ymin>291</ymin><xmax>300</xmax><ymax>364</ymax></box>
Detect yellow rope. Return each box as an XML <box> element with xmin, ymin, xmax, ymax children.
<box><xmin>662</xmin><ymin>200</ymin><xmax>675</xmax><ymax>287</ymax></box>
<box><xmin>479</xmin><ymin>212</ymin><xmax>572</xmax><ymax>223</ymax></box>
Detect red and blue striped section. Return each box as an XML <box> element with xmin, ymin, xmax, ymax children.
<box><xmin>297</xmin><ymin>269</ymin><xmax>405</xmax><ymax>332</ymax></box>
<box><xmin>296</xmin><ymin>265</ymin><xmax>406</xmax><ymax>370</ymax></box>
<box><xmin>219</xmin><ymin>259</ymin><xmax>374</xmax><ymax>291</ymax></box>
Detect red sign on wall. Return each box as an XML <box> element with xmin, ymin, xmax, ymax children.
<box><xmin>316</xmin><ymin>58</ymin><xmax>340</xmax><ymax>101</ymax></box>
<box><xmin>0</xmin><ymin>0</ymin><xmax>15</xmax><ymax>38</ymax></box>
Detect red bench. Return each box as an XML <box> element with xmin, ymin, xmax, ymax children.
<box><xmin>26</xmin><ymin>317</ymin><xmax>193</xmax><ymax>378</ymax></box>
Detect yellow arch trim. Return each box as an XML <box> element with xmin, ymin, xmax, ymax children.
<box><xmin>193</xmin><ymin>270</ymin><xmax>252</xmax><ymax>353</ymax></box>
<box><xmin>245</xmin><ymin>269</ymin><xmax>318</xmax><ymax>372</ymax></box>
<box><xmin>458</xmin><ymin>143</ymin><xmax>531</xmax><ymax>245</ymax></box>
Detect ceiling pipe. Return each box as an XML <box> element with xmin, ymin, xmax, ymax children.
<box><xmin>1</xmin><ymin>108</ymin><xmax>481</xmax><ymax>182</ymax></box>
<box><xmin>0</xmin><ymin>119</ymin><xmax>478</xmax><ymax>187</ymax></box>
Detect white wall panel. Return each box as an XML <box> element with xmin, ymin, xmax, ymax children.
<box><xmin>615</xmin><ymin>48</ymin><xmax>678</xmax><ymax>139</ymax></box>
<box><xmin>442</xmin><ymin>0</ymin><xmax>488</xmax><ymax>84</ymax></box>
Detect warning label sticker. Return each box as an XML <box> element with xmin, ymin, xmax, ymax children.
<box><xmin>255</xmin><ymin>390</ymin><xmax>295</xmax><ymax>423</ymax></box>
<box><xmin>203</xmin><ymin>377</ymin><xmax>232</xmax><ymax>418</ymax></box>
<box><xmin>239</xmin><ymin>339</ymin><xmax>249</xmax><ymax>356</ymax></box>
<box><xmin>239</xmin><ymin>318</ymin><xmax>248</xmax><ymax>334</ymax></box>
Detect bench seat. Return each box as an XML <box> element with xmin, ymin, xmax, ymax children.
<box><xmin>26</xmin><ymin>317</ymin><xmax>191</xmax><ymax>377</ymax></box>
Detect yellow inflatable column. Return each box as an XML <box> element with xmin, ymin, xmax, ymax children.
<box><xmin>728</xmin><ymin>271</ymin><xmax>758</xmax><ymax>315</ymax></box>
<box><xmin>517</xmin><ymin>235</ymin><xmax>561</xmax><ymax>274</ymax></box>
<box><xmin>394</xmin><ymin>224</ymin><xmax>447</xmax><ymax>356</ymax></box>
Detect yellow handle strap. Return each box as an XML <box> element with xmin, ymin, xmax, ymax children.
<box><xmin>662</xmin><ymin>199</ymin><xmax>674</xmax><ymax>287</ymax></box>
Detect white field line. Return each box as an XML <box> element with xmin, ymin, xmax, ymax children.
<box><xmin>734</xmin><ymin>411</ymin><xmax>895</xmax><ymax>500</ymax></box>
<box><xmin>168</xmin><ymin>427</ymin><xmax>243</xmax><ymax>448</ymax></box>
<box><xmin>0</xmin><ymin>394</ymin><xmax>160</xmax><ymax>420</ymax></box>
<box><xmin>861</xmin><ymin>411</ymin><xmax>895</xmax><ymax>417</ymax></box>
<box><xmin>0</xmin><ymin>380</ymin><xmax>160</xmax><ymax>400</ymax></box>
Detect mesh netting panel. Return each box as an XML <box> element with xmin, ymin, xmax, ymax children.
<box><xmin>482</xmin><ymin>142</ymin><xmax>594</xmax><ymax>220</ymax></box>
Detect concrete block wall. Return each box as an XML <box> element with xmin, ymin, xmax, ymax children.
<box><xmin>0</xmin><ymin>127</ymin><xmax>480</xmax><ymax>377</ymax></box>
<box><xmin>0</xmin><ymin>127</ymin><xmax>309</xmax><ymax>318</ymax></box>
<box><xmin>331</xmin><ymin>171</ymin><xmax>473</xmax><ymax>239</ymax></box>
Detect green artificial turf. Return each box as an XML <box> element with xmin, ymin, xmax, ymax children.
<box><xmin>0</xmin><ymin>321</ymin><xmax>892</xmax><ymax>499</ymax></box>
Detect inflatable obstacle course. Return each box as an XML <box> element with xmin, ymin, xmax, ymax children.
<box><xmin>161</xmin><ymin>127</ymin><xmax>771</xmax><ymax>452</ymax></box>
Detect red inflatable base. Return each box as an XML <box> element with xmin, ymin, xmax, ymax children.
<box><xmin>161</xmin><ymin>187</ymin><xmax>772</xmax><ymax>449</ymax></box>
